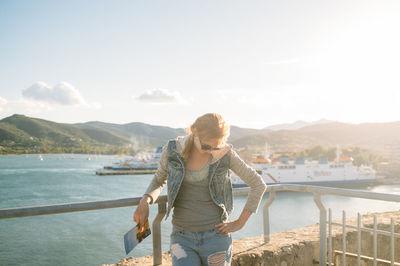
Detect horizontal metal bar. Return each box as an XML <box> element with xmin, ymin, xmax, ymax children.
<box><xmin>2</xmin><ymin>183</ymin><xmax>400</xmax><ymax>220</ymax></box>
<box><xmin>267</xmin><ymin>184</ymin><xmax>400</xmax><ymax>202</ymax></box>
<box><xmin>330</xmin><ymin>222</ymin><xmax>400</xmax><ymax>238</ymax></box>
<box><xmin>334</xmin><ymin>250</ymin><xmax>400</xmax><ymax>266</ymax></box>
<box><xmin>0</xmin><ymin>188</ymin><xmax>254</xmax><ymax>219</ymax></box>
<box><xmin>0</xmin><ymin>195</ymin><xmax>168</xmax><ymax>219</ymax></box>
<box><xmin>0</xmin><ymin>189</ymin><xmax>251</xmax><ymax>220</ymax></box>
<box><xmin>237</xmin><ymin>184</ymin><xmax>400</xmax><ymax>202</ymax></box>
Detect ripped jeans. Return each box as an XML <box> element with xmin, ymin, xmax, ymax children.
<box><xmin>170</xmin><ymin>226</ymin><xmax>233</xmax><ymax>266</ymax></box>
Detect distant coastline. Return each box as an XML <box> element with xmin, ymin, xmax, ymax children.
<box><xmin>0</xmin><ymin>148</ymin><xmax>135</xmax><ymax>156</ymax></box>
<box><xmin>1</xmin><ymin>113</ymin><xmax>400</xmax><ymax>176</ymax></box>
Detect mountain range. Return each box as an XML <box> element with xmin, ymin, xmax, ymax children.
<box><xmin>263</xmin><ymin>118</ymin><xmax>335</xmax><ymax>131</ymax></box>
<box><xmin>0</xmin><ymin>114</ymin><xmax>399</xmax><ymax>157</ymax></box>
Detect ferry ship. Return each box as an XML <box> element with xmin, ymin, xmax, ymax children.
<box><xmin>232</xmin><ymin>146</ymin><xmax>376</xmax><ymax>187</ymax></box>
<box><xmin>108</xmin><ymin>147</ymin><xmax>163</xmax><ymax>170</ymax></box>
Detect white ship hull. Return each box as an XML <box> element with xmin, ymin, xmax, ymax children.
<box><xmin>232</xmin><ymin>160</ymin><xmax>377</xmax><ymax>187</ymax></box>
<box><xmin>107</xmin><ymin>147</ymin><xmax>162</xmax><ymax>171</ymax></box>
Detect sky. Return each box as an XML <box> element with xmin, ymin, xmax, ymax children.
<box><xmin>0</xmin><ymin>0</ymin><xmax>399</xmax><ymax>129</ymax></box>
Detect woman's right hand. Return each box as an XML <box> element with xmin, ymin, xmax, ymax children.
<box><xmin>133</xmin><ymin>195</ymin><xmax>151</xmax><ymax>228</ymax></box>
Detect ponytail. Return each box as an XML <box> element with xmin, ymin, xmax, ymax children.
<box><xmin>181</xmin><ymin>132</ymin><xmax>194</xmax><ymax>162</ymax></box>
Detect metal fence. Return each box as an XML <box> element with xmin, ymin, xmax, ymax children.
<box><xmin>1</xmin><ymin>184</ymin><xmax>400</xmax><ymax>265</ymax></box>
<box><xmin>255</xmin><ymin>184</ymin><xmax>400</xmax><ymax>266</ymax></box>
<box><xmin>328</xmin><ymin>210</ymin><xmax>400</xmax><ymax>266</ymax></box>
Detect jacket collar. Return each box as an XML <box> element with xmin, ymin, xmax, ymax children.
<box><xmin>176</xmin><ymin>135</ymin><xmax>232</xmax><ymax>164</ymax></box>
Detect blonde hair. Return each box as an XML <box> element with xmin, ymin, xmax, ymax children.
<box><xmin>181</xmin><ymin>113</ymin><xmax>230</xmax><ymax>162</ymax></box>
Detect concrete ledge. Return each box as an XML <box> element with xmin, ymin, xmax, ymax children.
<box><xmin>105</xmin><ymin>210</ymin><xmax>400</xmax><ymax>266</ymax></box>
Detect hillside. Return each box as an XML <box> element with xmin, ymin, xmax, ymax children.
<box><xmin>0</xmin><ymin>114</ymin><xmax>399</xmax><ymax>157</ymax></box>
<box><xmin>231</xmin><ymin>121</ymin><xmax>400</xmax><ymax>157</ymax></box>
<box><xmin>73</xmin><ymin>121</ymin><xmax>186</xmax><ymax>148</ymax></box>
<box><xmin>0</xmin><ymin>114</ymin><xmax>264</xmax><ymax>154</ymax></box>
<box><xmin>263</xmin><ymin>118</ymin><xmax>335</xmax><ymax>131</ymax></box>
<box><xmin>0</xmin><ymin>114</ymin><xmax>131</xmax><ymax>154</ymax></box>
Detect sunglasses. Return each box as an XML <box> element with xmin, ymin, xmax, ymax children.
<box><xmin>199</xmin><ymin>138</ymin><xmax>222</xmax><ymax>151</ymax></box>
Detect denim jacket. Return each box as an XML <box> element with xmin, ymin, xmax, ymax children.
<box><xmin>144</xmin><ymin>135</ymin><xmax>267</xmax><ymax>221</ymax></box>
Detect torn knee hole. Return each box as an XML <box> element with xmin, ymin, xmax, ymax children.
<box><xmin>208</xmin><ymin>252</ymin><xmax>226</xmax><ymax>266</ymax></box>
<box><xmin>170</xmin><ymin>243</ymin><xmax>187</xmax><ymax>259</ymax></box>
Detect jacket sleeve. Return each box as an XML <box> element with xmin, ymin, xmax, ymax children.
<box><xmin>143</xmin><ymin>145</ymin><xmax>168</xmax><ymax>204</ymax></box>
<box><xmin>229</xmin><ymin>149</ymin><xmax>267</xmax><ymax>213</ymax></box>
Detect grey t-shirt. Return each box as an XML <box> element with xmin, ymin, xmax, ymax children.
<box><xmin>172</xmin><ymin>158</ymin><xmax>223</xmax><ymax>232</ymax></box>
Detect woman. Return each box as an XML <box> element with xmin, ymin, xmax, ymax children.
<box><xmin>134</xmin><ymin>113</ymin><xmax>267</xmax><ymax>266</ymax></box>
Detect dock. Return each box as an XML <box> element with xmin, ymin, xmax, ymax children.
<box><xmin>95</xmin><ymin>169</ymin><xmax>157</xmax><ymax>175</ymax></box>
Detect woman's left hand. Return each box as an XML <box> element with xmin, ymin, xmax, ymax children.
<box><xmin>215</xmin><ymin>219</ymin><xmax>245</xmax><ymax>235</ymax></box>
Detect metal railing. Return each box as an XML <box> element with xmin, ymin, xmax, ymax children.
<box><xmin>1</xmin><ymin>184</ymin><xmax>400</xmax><ymax>265</ymax></box>
<box><xmin>0</xmin><ymin>195</ymin><xmax>167</xmax><ymax>265</ymax></box>
<box><xmin>329</xmin><ymin>210</ymin><xmax>400</xmax><ymax>266</ymax></box>
<box><xmin>256</xmin><ymin>184</ymin><xmax>400</xmax><ymax>266</ymax></box>
<box><xmin>213</xmin><ymin>184</ymin><xmax>400</xmax><ymax>265</ymax></box>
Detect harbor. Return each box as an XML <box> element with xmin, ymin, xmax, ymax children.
<box><xmin>98</xmin><ymin>144</ymin><xmax>382</xmax><ymax>187</ymax></box>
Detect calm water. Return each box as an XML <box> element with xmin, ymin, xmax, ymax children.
<box><xmin>0</xmin><ymin>154</ymin><xmax>399</xmax><ymax>266</ymax></box>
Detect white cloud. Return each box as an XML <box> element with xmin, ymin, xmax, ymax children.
<box><xmin>0</xmin><ymin>83</ymin><xmax>100</xmax><ymax>119</ymax></box>
<box><xmin>135</xmin><ymin>88</ymin><xmax>189</xmax><ymax>105</ymax></box>
<box><xmin>22</xmin><ymin>81</ymin><xmax>87</xmax><ymax>106</ymax></box>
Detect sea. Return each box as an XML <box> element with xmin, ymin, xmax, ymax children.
<box><xmin>0</xmin><ymin>154</ymin><xmax>399</xmax><ymax>266</ymax></box>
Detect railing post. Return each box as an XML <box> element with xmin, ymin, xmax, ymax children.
<box><xmin>152</xmin><ymin>201</ymin><xmax>166</xmax><ymax>266</ymax></box>
<box><xmin>328</xmin><ymin>208</ymin><xmax>332</xmax><ymax>266</ymax></box>
<box><xmin>342</xmin><ymin>210</ymin><xmax>347</xmax><ymax>266</ymax></box>
<box><xmin>313</xmin><ymin>193</ymin><xmax>327</xmax><ymax>266</ymax></box>
<box><xmin>263</xmin><ymin>191</ymin><xmax>276</xmax><ymax>243</ymax></box>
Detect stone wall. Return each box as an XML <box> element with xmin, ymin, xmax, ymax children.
<box><xmin>105</xmin><ymin>210</ymin><xmax>400</xmax><ymax>266</ymax></box>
